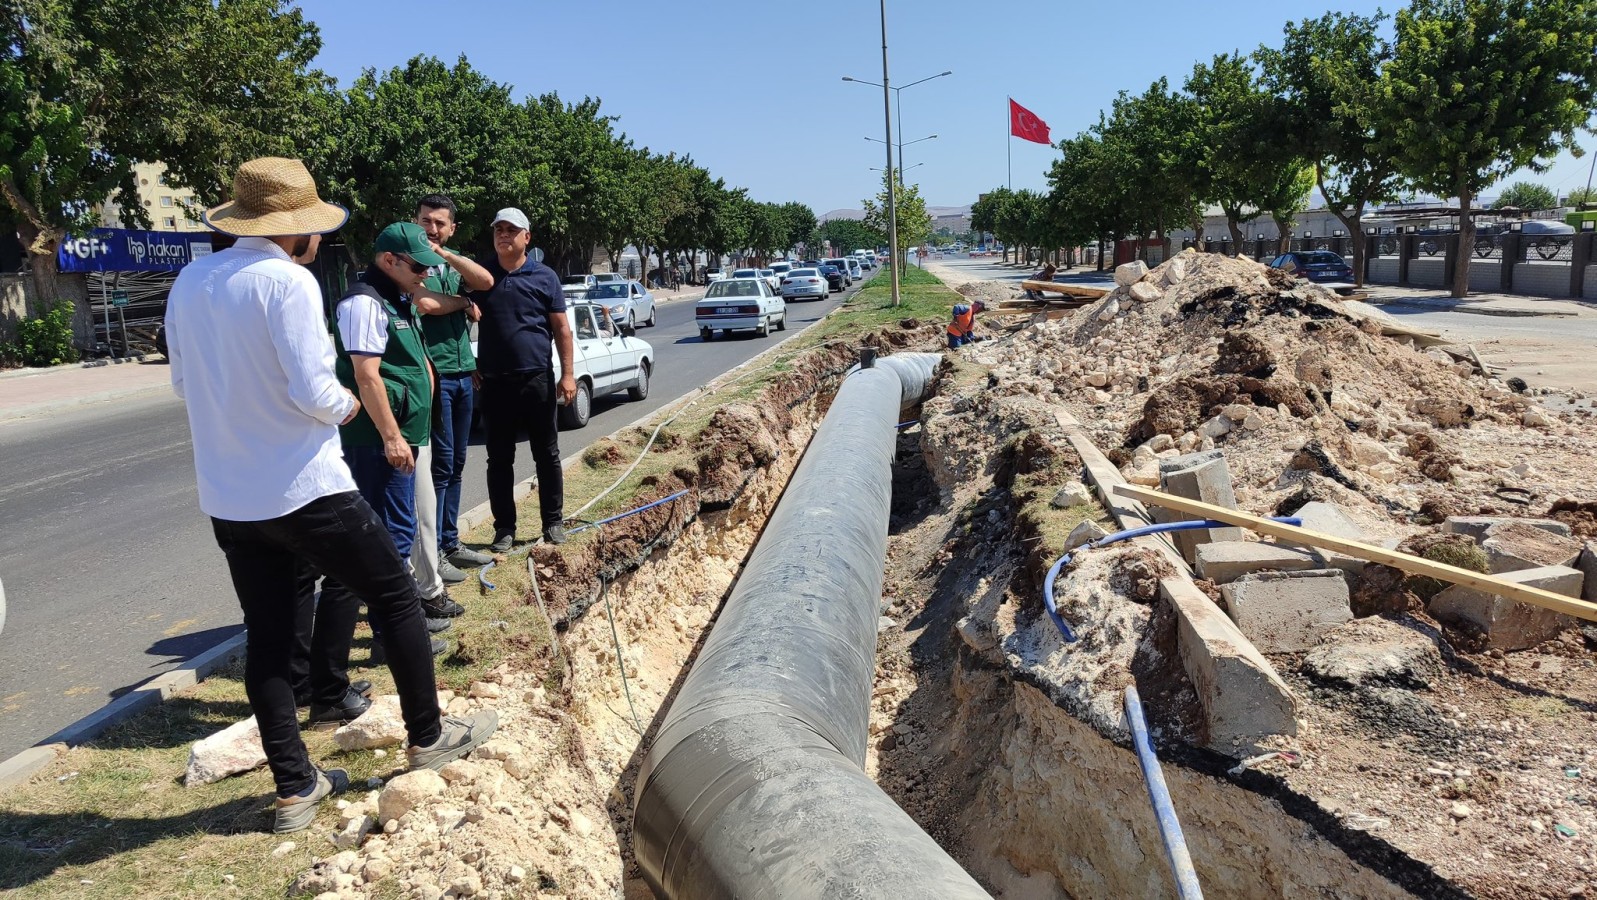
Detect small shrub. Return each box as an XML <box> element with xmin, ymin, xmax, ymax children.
<box><xmin>14</xmin><ymin>300</ymin><xmax>78</xmax><ymax>367</ymax></box>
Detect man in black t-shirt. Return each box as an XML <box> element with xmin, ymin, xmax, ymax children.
<box><xmin>469</xmin><ymin>208</ymin><xmax>576</xmax><ymax>549</ymax></box>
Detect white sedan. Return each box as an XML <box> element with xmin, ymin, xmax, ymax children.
<box><xmin>696</xmin><ymin>278</ymin><xmax>787</xmax><ymax>340</ymax></box>
<box><xmin>780</xmin><ymin>267</ymin><xmax>829</xmax><ymax>301</ymax></box>
<box><xmin>586</xmin><ymin>280</ymin><xmax>657</xmax><ymax>329</ymax></box>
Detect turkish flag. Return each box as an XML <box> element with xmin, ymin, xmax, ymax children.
<box><xmin>1009</xmin><ymin>98</ymin><xmax>1051</xmax><ymax>145</ymax></box>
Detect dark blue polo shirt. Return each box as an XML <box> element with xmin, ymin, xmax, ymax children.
<box><xmin>469</xmin><ymin>254</ymin><xmax>566</xmax><ymax>376</ymax></box>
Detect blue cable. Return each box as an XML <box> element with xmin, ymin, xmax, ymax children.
<box><xmin>478</xmin><ymin>560</ymin><xmax>496</xmax><ymax>591</ymax></box>
<box><xmin>567</xmin><ymin>489</ymin><xmax>691</xmax><ymax>536</ymax></box>
<box><xmin>1125</xmin><ymin>685</ymin><xmax>1205</xmax><ymax>899</ymax></box>
<box><xmin>1043</xmin><ymin>516</ymin><xmax>1303</xmax><ymax>642</ymax></box>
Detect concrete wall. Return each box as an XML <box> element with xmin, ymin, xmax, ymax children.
<box><xmin>1468</xmin><ymin>260</ymin><xmax>1501</xmax><ymax>293</ymax></box>
<box><xmin>0</xmin><ymin>273</ymin><xmax>92</xmax><ymax>348</ymax></box>
<box><xmin>1369</xmin><ymin>257</ymin><xmax>1398</xmax><ymax>283</ymax></box>
<box><xmin>1408</xmin><ymin>257</ymin><xmax>1445</xmax><ymax>287</ymax></box>
<box><xmin>1513</xmin><ymin>262</ymin><xmax>1574</xmax><ymax>298</ymax></box>
<box><xmin>1365</xmin><ymin>256</ymin><xmax>1575</xmax><ymax>298</ymax></box>
<box><xmin>1584</xmin><ymin>265</ymin><xmax>1597</xmax><ymax>298</ymax></box>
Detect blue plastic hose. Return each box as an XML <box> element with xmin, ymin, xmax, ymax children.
<box><xmin>567</xmin><ymin>489</ymin><xmax>691</xmax><ymax>535</ymax></box>
<box><xmin>1042</xmin><ymin>516</ymin><xmax>1303</xmax><ymax>642</ymax></box>
<box><xmin>1125</xmin><ymin>685</ymin><xmax>1204</xmax><ymax>899</ymax></box>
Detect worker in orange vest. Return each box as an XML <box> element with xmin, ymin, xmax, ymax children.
<box><xmin>947</xmin><ymin>300</ymin><xmax>985</xmax><ymax>349</ymax></box>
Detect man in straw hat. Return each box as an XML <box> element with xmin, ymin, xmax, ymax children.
<box><xmin>165</xmin><ymin>157</ymin><xmax>497</xmax><ymax>833</ymax></box>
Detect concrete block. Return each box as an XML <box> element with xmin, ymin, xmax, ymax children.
<box><xmin>1428</xmin><ymin>564</ymin><xmax>1584</xmax><ymax>651</ymax></box>
<box><xmin>1443</xmin><ymin>516</ymin><xmax>1572</xmax><ymax>543</ymax></box>
<box><xmin>1581</xmin><ymin>543</ymin><xmax>1597</xmax><ymax>604</ymax></box>
<box><xmin>0</xmin><ymin>743</ymin><xmax>64</xmax><ymax>793</ymax></box>
<box><xmin>1480</xmin><ymin>521</ymin><xmax>1582</xmax><ymax>575</ymax></box>
<box><xmin>1160</xmin><ymin>577</ymin><xmax>1298</xmax><ymax>751</ymax></box>
<box><xmin>1155</xmin><ymin>450</ymin><xmax>1243</xmax><ymax>564</ymax></box>
<box><xmin>1279</xmin><ymin>501</ymin><xmax>1373</xmax><ymax>576</ymax></box>
<box><xmin>1114</xmin><ymin>260</ymin><xmax>1149</xmax><ymax>286</ymax></box>
<box><xmin>1193</xmin><ymin>541</ymin><xmax>1321</xmax><ymax>584</ymax></box>
<box><xmin>1221</xmin><ymin>569</ymin><xmax>1353</xmax><ymax>653</ymax></box>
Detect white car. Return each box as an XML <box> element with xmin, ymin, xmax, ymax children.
<box><xmin>758</xmin><ymin>268</ymin><xmax>781</xmax><ymax>293</ymax></box>
<box><xmin>844</xmin><ymin>258</ymin><xmax>863</xmax><ymax>281</ymax></box>
<box><xmin>469</xmin><ymin>301</ymin><xmax>654</xmax><ymax>430</ymax></box>
<box><xmin>586</xmin><ymin>279</ymin><xmax>657</xmax><ymax>329</ymax></box>
<box><xmin>561</xmin><ymin>274</ymin><xmax>597</xmax><ymax>301</ymax></box>
<box><xmin>780</xmin><ymin>267</ymin><xmax>828</xmax><ymax>302</ymax></box>
<box><xmin>769</xmin><ymin>261</ymin><xmax>793</xmax><ymax>280</ymax></box>
<box><xmin>822</xmin><ymin>258</ymin><xmax>854</xmax><ymax>286</ymax></box>
<box><xmin>593</xmin><ymin>272</ymin><xmax>625</xmax><ymax>284</ymax></box>
<box><xmin>696</xmin><ymin>278</ymin><xmax>787</xmax><ymax>340</ymax></box>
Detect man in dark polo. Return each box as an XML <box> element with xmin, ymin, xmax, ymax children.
<box><xmin>470</xmin><ymin>208</ymin><xmax>576</xmax><ymax>549</ymax></box>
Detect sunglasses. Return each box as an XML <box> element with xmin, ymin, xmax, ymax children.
<box><xmin>391</xmin><ymin>253</ymin><xmax>429</xmax><ymax>275</ymax></box>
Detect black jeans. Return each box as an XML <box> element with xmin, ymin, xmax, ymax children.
<box><xmin>211</xmin><ymin>491</ymin><xmax>442</xmax><ymax>798</ymax></box>
<box><xmin>482</xmin><ymin>369</ymin><xmax>563</xmax><ymax>536</ymax></box>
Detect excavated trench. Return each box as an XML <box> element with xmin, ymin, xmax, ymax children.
<box><xmin>360</xmin><ymin>336</ymin><xmax>1459</xmax><ymax>898</ymax></box>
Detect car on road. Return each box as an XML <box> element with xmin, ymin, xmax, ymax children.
<box><xmin>817</xmin><ymin>264</ymin><xmax>846</xmax><ymax>292</ymax></box>
<box><xmin>561</xmin><ymin>273</ymin><xmax>597</xmax><ymax>301</ymax></box>
<box><xmin>780</xmin><ymin>267</ymin><xmax>829</xmax><ymax>301</ymax></box>
<box><xmin>471</xmin><ymin>300</ymin><xmax>654</xmax><ymax>430</ymax></box>
<box><xmin>586</xmin><ymin>279</ymin><xmax>657</xmax><ymax>329</ymax></box>
<box><xmin>769</xmin><ymin>261</ymin><xmax>793</xmax><ymax>280</ymax></box>
<box><xmin>704</xmin><ymin>268</ymin><xmax>727</xmax><ymax>284</ymax></box>
<box><xmin>593</xmin><ymin>272</ymin><xmax>624</xmax><ymax>284</ymax></box>
<box><xmin>696</xmin><ymin>277</ymin><xmax>787</xmax><ymax>340</ymax></box>
<box><xmin>844</xmin><ymin>258</ymin><xmax>863</xmax><ymax>281</ymax></box>
<box><xmin>1268</xmin><ymin>250</ymin><xmax>1355</xmax><ymax>285</ymax></box>
<box><xmin>822</xmin><ymin>258</ymin><xmax>854</xmax><ymax>286</ymax></box>
<box><xmin>758</xmin><ymin>269</ymin><xmax>782</xmax><ymax>293</ymax></box>
<box><xmin>853</xmin><ymin>253</ymin><xmax>875</xmax><ymax>270</ymax></box>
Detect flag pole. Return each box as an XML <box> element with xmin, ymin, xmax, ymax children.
<box><xmin>1006</xmin><ymin>96</ymin><xmax>1012</xmax><ymax>190</ymax></box>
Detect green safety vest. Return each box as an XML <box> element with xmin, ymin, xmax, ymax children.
<box><xmin>333</xmin><ymin>283</ymin><xmax>433</xmax><ymax>448</ymax></box>
<box><xmin>420</xmin><ymin>261</ymin><xmax>476</xmax><ymax>376</ymax></box>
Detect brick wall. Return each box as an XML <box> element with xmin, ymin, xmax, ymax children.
<box><xmin>1513</xmin><ymin>262</ymin><xmax>1575</xmax><ymax>298</ymax></box>
<box><xmin>1370</xmin><ymin>257</ymin><xmax>1398</xmax><ymax>283</ymax></box>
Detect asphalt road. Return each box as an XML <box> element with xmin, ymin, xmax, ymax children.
<box><xmin>0</xmin><ymin>273</ymin><xmax>867</xmax><ymax>761</ymax></box>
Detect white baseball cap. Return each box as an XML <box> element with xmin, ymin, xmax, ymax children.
<box><xmin>491</xmin><ymin>207</ymin><xmax>530</xmax><ymax>230</ymax></box>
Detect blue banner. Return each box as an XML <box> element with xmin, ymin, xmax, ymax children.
<box><xmin>57</xmin><ymin>228</ymin><xmax>216</xmax><ymax>273</ymax></box>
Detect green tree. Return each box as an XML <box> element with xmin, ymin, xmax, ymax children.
<box><xmin>1259</xmin><ymin>11</ymin><xmax>1404</xmax><ymax>284</ymax></box>
<box><xmin>1566</xmin><ymin>186</ymin><xmax>1597</xmax><ymax>208</ymax></box>
<box><xmin>861</xmin><ymin>168</ymin><xmax>931</xmax><ymax>275</ymax></box>
<box><xmin>0</xmin><ymin>0</ymin><xmax>326</xmax><ymax>316</ymax></box>
<box><xmin>1187</xmin><ymin>52</ymin><xmax>1306</xmax><ymax>249</ymax></box>
<box><xmin>1492</xmin><ymin>182</ymin><xmax>1558</xmax><ymax>211</ymax></box>
<box><xmin>810</xmin><ymin>218</ymin><xmax>884</xmax><ymax>258</ymax></box>
<box><xmin>777</xmin><ymin>202</ymin><xmax>817</xmax><ymax>254</ymax></box>
<box><xmin>1381</xmin><ymin>0</ymin><xmax>1597</xmax><ymax>297</ymax></box>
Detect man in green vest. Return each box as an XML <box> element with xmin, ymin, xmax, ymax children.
<box><xmin>325</xmin><ymin>222</ymin><xmax>459</xmax><ymax>678</ymax></box>
<box><xmin>410</xmin><ymin>195</ymin><xmax>494</xmax><ymax>592</ymax></box>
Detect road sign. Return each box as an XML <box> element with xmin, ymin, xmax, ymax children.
<box><xmin>111</xmin><ymin>290</ymin><xmax>129</xmax><ymax>308</ymax></box>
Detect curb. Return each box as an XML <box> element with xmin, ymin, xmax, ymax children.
<box><xmin>0</xmin><ymin>631</ymin><xmax>248</xmax><ymax>792</ymax></box>
<box><xmin>0</xmin><ymin>276</ymin><xmax>875</xmax><ymax>794</ymax></box>
<box><xmin>0</xmin><ymin>381</ymin><xmax>172</xmax><ymax>423</ymax></box>
<box><xmin>0</xmin><ymin>353</ymin><xmax>157</xmax><ymax>382</ymax></box>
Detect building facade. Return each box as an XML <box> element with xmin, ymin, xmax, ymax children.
<box><xmin>99</xmin><ymin>162</ymin><xmax>207</xmax><ymax>233</ymax></box>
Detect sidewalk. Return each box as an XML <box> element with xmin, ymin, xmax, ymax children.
<box><xmin>0</xmin><ymin>356</ymin><xmax>174</xmax><ymax>422</ymax></box>
<box><xmin>1359</xmin><ymin>284</ymin><xmax>1597</xmax><ymax>319</ymax></box>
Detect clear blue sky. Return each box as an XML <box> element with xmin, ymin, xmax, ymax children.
<box><xmin>302</xmin><ymin>0</ymin><xmax>1597</xmax><ymax>215</ymax></box>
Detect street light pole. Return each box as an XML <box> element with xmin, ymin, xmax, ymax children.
<box><xmin>879</xmin><ymin>0</ymin><xmax>899</xmax><ymax>307</ymax></box>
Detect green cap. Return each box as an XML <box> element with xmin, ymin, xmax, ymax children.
<box><xmin>374</xmin><ymin>222</ymin><xmax>447</xmax><ymax>267</ymax></box>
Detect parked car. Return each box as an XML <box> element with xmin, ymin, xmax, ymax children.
<box><xmin>817</xmin><ymin>264</ymin><xmax>846</xmax><ymax>292</ymax></box>
<box><xmin>471</xmin><ymin>300</ymin><xmax>654</xmax><ymax>430</ymax></box>
<box><xmin>586</xmin><ymin>279</ymin><xmax>657</xmax><ymax>328</ymax></box>
<box><xmin>822</xmin><ymin>257</ymin><xmax>853</xmax><ymax>286</ymax></box>
<box><xmin>781</xmin><ymin>267</ymin><xmax>829</xmax><ymax>301</ymax></box>
<box><xmin>1269</xmin><ymin>250</ymin><xmax>1355</xmax><ymax>285</ymax></box>
<box><xmin>696</xmin><ymin>277</ymin><xmax>787</xmax><ymax>339</ymax></box>
<box><xmin>561</xmin><ymin>273</ymin><xmax>597</xmax><ymax>300</ymax></box>
<box><xmin>704</xmin><ymin>268</ymin><xmax>727</xmax><ymax>284</ymax></box>
<box><xmin>844</xmin><ymin>258</ymin><xmax>863</xmax><ymax>281</ymax></box>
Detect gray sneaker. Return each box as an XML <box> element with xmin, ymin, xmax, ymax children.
<box><xmin>273</xmin><ymin>768</ymin><xmax>348</xmax><ymax>834</ymax></box>
<box><xmin>437</xmin><ymin>559</ymin><xmax>467</xmax><ymax>584</ymax></box>
<box><xmin>407</xmin><ymin>711</ymin><xmax>499</xmax><ymax>772</ymax></box>
<box><xmin>425</xmin><ymin>616</ymin><xmax>453</xmax><ymax>634</ymax></box>
<box><xmin>447</xmin><ymin>546</ymin><xmax>494</xmax><ymax>567</ymax></box>
<box><xmin>489</xmin><ymin>531</ymin><xmax>515</xmax><ymax>553</ymax></box>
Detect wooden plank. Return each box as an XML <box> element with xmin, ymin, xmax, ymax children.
<box><xmin>1020</xmin><ymin>279</ymin><xmax>1111</xmax><ymax>300</ymax></box>
<box><xmin>1052</xmin><ymin>409</ymin><xmax>1188</xmax><ymax>568</ymax></box>
<box><xmin>1115</xmin><ymin>483</ymin><xmax>1597</xmax><ymax>622</ymax></box>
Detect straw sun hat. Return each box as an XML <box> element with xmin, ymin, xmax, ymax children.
<box><xmin>202</xmin><ymin>157</ymin><xmax>349</xmax><ymax>237</ymax></box>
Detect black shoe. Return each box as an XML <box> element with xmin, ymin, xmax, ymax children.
<box><xmin>307</xmin><ymin>688</ymin><xmax>372</xmax><ymax>729</ymax></box>
<box><xmin>294</xmin><ymin>679</ymin><xmax>371</xmax><ymax>710</ymax></box>
<box><xmin>489</xmin><ymin>531</ymin><xmax>515</xmax><ymax>553</ymax></box>
<box><xmin>430</xmin><ymin>637</ymin><xmax>448</xmax><ymax>656</ymax></box>
<box><xmin>541</xmin><ymin>525</ymin><xmax>568</xmax><ymax>546</ymax></box>
<box><xmin>422</xmin><ymin>595</ymin><xmax>465</xmax><ymax>618</ymax></box>
<box><xmin>446</xmin><ymin>546</ymin><xmax>494</xmax><ymax>567</ymax></box>
<box><xmin>426</xmin><ymin>616</ymin><xmax>453</xmax><ymax>634</ymax></box>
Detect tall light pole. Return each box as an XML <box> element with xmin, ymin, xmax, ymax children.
<box><xmin>843</xmin><ymin>70</ymin><xmax>952</xmax><ymax>167</ymax></box>
<box><xmin>875</xmin><ymin>1</ymin><xmax>899</xmax><ymax>305</ymax></box>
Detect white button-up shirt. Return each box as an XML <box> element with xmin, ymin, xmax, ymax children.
<box><xmin>166</xmin><ymin>237</ymin><xmax>357</xmax><ymax>521</ymax></box>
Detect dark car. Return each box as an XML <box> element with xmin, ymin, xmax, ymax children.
<box><xmin>1269</xmin><ymin>250</ymin><xmax>1354</xmax><ymax>284</ymax></box>
<box><xmin>817</xmin><ymin>264</ymin><xmax>846</xmax><ymax>292</ymax></box>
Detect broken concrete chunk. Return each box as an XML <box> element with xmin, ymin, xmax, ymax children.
<box><xmin>1096</xmin><ymin>298</ymin><xmax>1121</xmax><ymax>322</ymax></box>
<box><xmin>1428</xmin><ymin>564</ymin><xmax>1583</xmax><ymax>651</ymax></box>
<box><xmin>1065</xmin><ymin>520</ymin><xmax>1109</xmax><ymax>551</ymax></box>
<box><xmin>184</xmin><ymin>716</ymin><xmax>267</xmax><ymax>787</ymax></box>
<box><xmin>1155</xmin><ymin>450</ymin><xmax>1244</xmax><ymax>563</ymax></box>
<box><xmin>333</xmin><ymin>695</ymin><xmax>405</xmax><ymax>751</ymax></box>
<box><xmin>1129</xmin><ymin>282</ymin><xmax>1162</xmax><ymax>303</ymax></box>
<box><xmin>1160</xmin><ymin>578</ymin><xmax>1298</xmax><ymax>751</ymax></box>
<box><xmin>1301</xmin><ymin>617</ymin><xmax>1443</xmax><ymax>688</ymax></box>
<box><xmin>1194</xmin><ymin>541</ymin><xmax>1321</xmax><ymax>584</ymax></box>
<box><xmin>1199</xmin><ymin>415</ymin><xmax>1233</xmax><ymax>439</ymax></box>
<box><xmin>1113</xmin><ymin>260</ymin><xmax>1149</xmax><ymax>286</ymax></box>
<box><xmin>1221</xmin><ymin>569</ymin><xmax>1353</xmax><ymax>653</ymax></box>
<box><xmin>1442</xmin><ymin>516</ymin><xmax>1572</xmax><ymax>542</ymax></box>
<box><xmin>1164</xmin><ymin>256</ymin><xmax>1189</xmax><ymax>285</ymax></box>
<box><xmin>1480</xmin><ymin>521</ymin><xmax>1583</xmax><ymax>575</ymax></box>
<box><xmin>378</xmin><ymin>769</ymin><xmax>446</xmax><ymax>825</ymax></box>
<box><xmin>1050</xmin><ymin>481</ymin><xmax>1092</xmax><ymax>509</ymax></box>
<box><xmin>1581</xmin><ymin>543</ymin><xmax>1597</xmax><ymax>603</ymax></box>
<box><xmin>1277</xmin><ymin>501</ymin><xmax>1372</xmax><ymax>576</ymax></box>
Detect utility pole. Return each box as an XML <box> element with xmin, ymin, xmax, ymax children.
<box><xmin>880</xmin><ymin>0</ymin><xmax>900</xmax><ymax>307</ymax></box>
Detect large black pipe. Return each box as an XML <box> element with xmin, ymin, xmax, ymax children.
<box><xmin>633</xmin><ymin>356</ymin><xmax>988</xmax><ymax>899</ymax></box>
